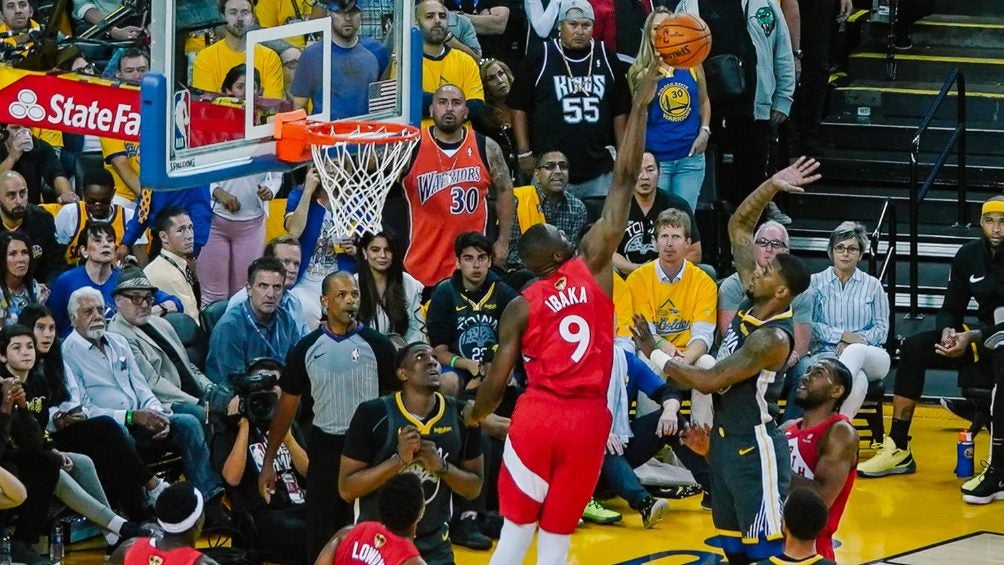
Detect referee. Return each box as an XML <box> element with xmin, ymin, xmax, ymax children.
<box><xmin>259</xmin><ymin>271</ymin><xmax>396</xmax><ymax>563</ymax></box>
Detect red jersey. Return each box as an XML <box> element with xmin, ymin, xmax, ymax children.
<box><xmin>786</xmin><ymin>413</ymin><xmax>856</xmax><ymax>557</ymax></box>
<box><xmin>123</xmin><ymin>538</ymin><xmax>204</xmax><ymax>565</ymax></box>
<box><xmin>401</xmin><ymin>127</ymin><xmax>491</xmax><ymax>287</ymax></box>
<box><xmin>521</xmin><ymin>257</ymin><xmax>614</xmax><ymax>400</ymax></box>
<box><xmin>333</xmin><ymin>522</ymin><xmax>421</xmax><ymax>565</ymax></box>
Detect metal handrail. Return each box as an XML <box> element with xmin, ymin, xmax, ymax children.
<box><xmin>868</xmin><ymin>198</ymin><xmax>898</xmax><ymax>354</ymax></box>
<box><xmin>907</xmin><ymin>69</ymin><xmax>967</xmax><ymax>319</ymax></box>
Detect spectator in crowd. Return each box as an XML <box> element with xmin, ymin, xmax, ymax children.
<box><xmin>0</xmin><ymin>329</ymin><xmax>67</xmax><ymax>564</ymax></box>
<box><xmin>444</xmin><ymin>0</ymin><xmax>520</xmax><ymax>67</ymax></box>
<box><xmin>108</xmin><ymin>268</ymin><xmax>214</xmax><ymax>420</ymax></box>
<box><xmin>259</xmin><ymin>271</ymin><xmax>396</xmax><ymax>563</ymax></box>
<box><xmin>615</xmin><ymin>152</ymin><xmax>702</xmax><ymax>276</ymax></box>
<box><xmin>677</xmin><ymin>0</ymin><xmax>796</xmax><ymax>224</ymax></box>
<box><xmin>355</xmin><ymin>231</ymin><xmax>426</xmax><ymax>347</ymax></box>
<box><xmin>0</xmin><ymin>232</ymin><xmax>47</xmax><ymax>324</ymax></box>
<box><xmin>315</xmin><ymin>473</ymin><xmax>425</xmax><ymax>565</ymax></box>
<box><xmin>0</xmin><ymin>0</ymin><xmax>41</xmax><ymax>48</ymax></box>
<box><xmin>207</xmin><ymin>257</ymin><xmax>306</xmax><ymax>384</ymax></box>
<box><xmin>340</xmin><ymin>342</ymin><xmax>484</xmax><ymax>564</ymax></box>
<box><xmin>478</xmin><ymin>58</ymin><xmax>518</xmax><ymax>181</ymax></box>
<box><xmin>358</xmin><ymin>0</ymin><xmax>395</xmax><ymax>41</ymax></box>
<box><xmin>73</xmin><ymin>0</ymin><xmax>144</xmax><ymax>39</ymax></box>
<box><xmin>291</xmin><ymin>0</ymin><xmax>390</xmax><ymax>119</ymax></box>
<box><xmin>110</xmin><ymin>483</ymin><xmax>216</xmax><ymax>565</ymax></box>
<box><xmin>278</xmin><ymin>47</ymin><xmax>301</xmax><ymax>101</ymax></box>
<box><xmin>628</xmin><ymin>8</ymin><xmax>710</xmax><ymax>211</ymax></box>
<box><xmin>254</xmin><ymin>0</ymin><xmax>325</xmax><ymax>49</ymax></box>
<box><xmin>55</xmin><ymin>170</ymin><xmax>147</xmax><ymax>267</ymax></box>
<box><xmin>101</xmin><ymin>48</ymin><xmax>148</xmax><ymax>208</ymax></box>
<box><xmin>446</xmin><ymin>9</ymin><xmax>482</xmax><ymax>60</ymax></box>
<box><xmin>602</xmin><ymin>345</ymin><xmax>709</xmax><ymax>528</ymax></box>
<box><xmin>509</xmin><ymin>0</ymin><xmax>631</xmax><ymax>216</ymax></box>
<box><xmin>9</xmin><ymin>323</ymin><xmax>153</xmax><ymax>551</ymax></box>
<box><xmin>192</xmin><ymin>0</ymin><xmax>285</xmax><ymax>99</ymax></box>
<box><xmin>753</xmin><ymin>488</ymin><xmax>838</xmax><ymax>565</ymax></box>
<box><xmin>47</xmin><ymin>222</ymin><xmax>182</xmax><ymax>337</ymax></box>
<box><xmin>416</xmin><ymin>0</ymin><xmax>486</xmax><ymax>125</ymax></box>
<box><xmin>427</xmin><ymin>232</ymin><xmax>519</xmax><ymax>390</ymax></box>
<box><xmin>783</xmin><ymin>358</ymin><xmax>858</xmax><ymax>560</ymax></box>
<box><xmin>62</xmin><ymin>287</ymin><xmax>226</xmax><ymax>508</ymax></box>
<box><xmin>19</xmin><ymin>304</ymin><xmax>169</xmax><ymax>522</ymax></box>
<box><xmin>117</xmin><ymin>184</ymin><xmax>213</xmax><ymax>265</ymax></box>
<box><xmin>717</xmin><ymin>220</ymin><xmax>812</xmax><ymax>395</ymax></box>
<box><xmin>861</xmin><ymin>197</ymin><xmax>1004</xmax><ymax>481</ymax></box>
<box><xmin>0</xmin><ymin>170</ymin><xmax>65</xmax><ymax>283</ymax></box>
<box><xmin>893</xmin><ymin>0</ymin><xmax>934</xmax><ymax>50</ymax></box>
<box><xmin>506</xmin><ymin>151</ymin><xmax>588</xmax><ymax>269</ymax></box>
<box><xmin>788</xmin><ymin>222</ymin><xmax>889</xmax><ymax>421</ymax></box>
<box><xmin>219</xmin><ymin>63</ymin><xmax>263</xmax><ymax>101</ymax></box>
<box><xmin>794</xmin><ymin>0</ymin><xmax>851</xmax><ymax>156</ymax></box>
<box><xmin>226</xmin><ymin>235</ymin><xmax>306</xmax><ymax>326</ymax></box>
<box><xmin>0</xmin><ymin>124</ymin><xmax>76</xmax><ymax>204</ymax></box>
<box><xmin>212</xmin><ymin>358</ymin><xmax>308</xmax><ymax>565</ymax></box>
<box><xmin>523</xmin><ymin>0</ymin><xmax>561</xmax><ymax>53</ymax></box>
<box><xmin>145</xmin><ymin>207</ymin><xmax>201</xmax><ymax>324</ymax></box>
<box><xmin>285</xmin><ymin>167</ymin><xmax>357</xmax><ymax>330</ymax></box>
<box><xmin>200</xmin><ymin>135</ymin><xmax>280</xmax><ymax>303</ymax></box>
<box><xmin>401</xmin><ymin>84</ymin><xmax>513</xmax><ymax>288</ymax></box>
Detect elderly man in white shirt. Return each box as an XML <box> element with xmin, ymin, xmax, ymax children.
<box><xmin>61</xmin><ymin>286</ymin><xmax>224</xmax><ymax>503</ymax></box>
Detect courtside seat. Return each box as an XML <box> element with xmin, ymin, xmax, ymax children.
<box><xmin>164</xmin><ymin>311</ymin><xmax>209</xmax><ymax>372</ymax></box>
<box><xmin>199</xmin><ymin>300</ymin><xmax>229</xmax><ymax>338</ymax></box>
<box><xmin>855</xmin><ymin>379</ymin><xmax>887</xmax><ymax>446</ymax></box>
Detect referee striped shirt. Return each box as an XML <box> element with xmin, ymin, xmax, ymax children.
<box><xmin>279</xmin><ymin>323</ymin><xmax>396</xmax><ymax>436</ymax></box>
<box><xmin>809</xmin><ymin>267</ymin><xmax>890</xmax><ymax>353</ymax></box>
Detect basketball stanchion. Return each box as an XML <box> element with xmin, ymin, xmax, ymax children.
<box><xmin>273</xmin><ymin>110</ymin><xmax>421</xmax><ymax>240</ymax></box>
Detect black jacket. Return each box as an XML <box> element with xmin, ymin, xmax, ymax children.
<box><xmin>5</xmin><ymin>204</ymin><xmax>66</xmax><ymax>284</ymax></box>
<box><xmin>937</xmin><ymin>238</ymin><xmax>1004</xmax><ymax>336</ymax></box>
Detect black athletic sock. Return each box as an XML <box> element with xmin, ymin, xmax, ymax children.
<box><xmin>724</xmin><ymin>551</ymin><xmax>752</xmax><ymax>565</ymax></box>
<box><xmin>890</xmin><ymin>417</ymin><xmax>911</xmax><ymax>450</ymax></box>
<box><xmin>991</xmin><ymin>437</ymin><xmax>1004</xmax><ymax>471</ymax></box>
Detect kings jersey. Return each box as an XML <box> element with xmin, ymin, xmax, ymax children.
<box><xmin>402</xmin><ymin>127</ymin><xmax>491</xmax><ymax>287</ymax></box>
<box><xmin>521</xmin><ymin>257</ymin><xmax>614</xmax><ymax>400</ymax></box>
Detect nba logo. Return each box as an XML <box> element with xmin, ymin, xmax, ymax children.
<box><xmin>173</xmin><ymin>90</ymin><xmax>191</xmax><ymax>150</ymax></box>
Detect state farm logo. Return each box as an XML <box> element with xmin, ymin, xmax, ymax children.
<box><xmin>6</xmin><ymin>88</ymin><xmax>140</xmax><ymax>136</ymax></box>
<box><xmin>8</xmin><ymin>90</ymin><xmax>44</xmax><ymax>121</ymax></box>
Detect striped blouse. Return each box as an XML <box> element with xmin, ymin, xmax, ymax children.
<box><xmin>809</xmin><ymin>267</ymin><xmax>890</xmax><ymax>353</ymax></box>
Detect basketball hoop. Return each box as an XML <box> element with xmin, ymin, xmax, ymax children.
<box><xmin>274</xmin><ymin>111</ymin><xmax>420</xmax><ymax>240</ymax></box>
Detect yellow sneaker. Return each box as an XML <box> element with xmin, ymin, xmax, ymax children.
<box><xmin>857</xmin><ymin>437</ymin><xmax>916</xmax><ymax>478</ymax></box>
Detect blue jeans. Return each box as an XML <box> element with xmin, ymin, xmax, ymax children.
<box><xmin>657</xmin><ymin>153</ymin><xmax>706</xmax><ymax>211</ymax></box>
<box><xmin>133</xmin><ymin>413</ymin><xmax>222</xmax><ymax>499</ymax></box>
<box><xmin>599</xmin><ymin>409</ymin><xmax>710</xmax><ymax>509</ymax></box>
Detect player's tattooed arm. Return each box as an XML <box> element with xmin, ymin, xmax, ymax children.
<box><xmin>486</xmin><ymin>136</ymin><xmax>514</xmax><ymax>265</ymax></box>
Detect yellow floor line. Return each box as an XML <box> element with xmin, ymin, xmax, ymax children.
<box><xmin>835</xmin><ymin>86</ymin><xmax>1004</xmax><ymax>99</ymax></box>
<box><xmin>917</xmin><ymin>20</ymin><xmax>1004</xmax><ymax>29</ymax></box>
<box><xmin>851</xmin><ymin>52</ymin><xmax>1004</xmax><ymax>65</ymax></box>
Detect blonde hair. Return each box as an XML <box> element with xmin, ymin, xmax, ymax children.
<box><xmin>628</xmin><ymin>7</ymin><xmax>672</xmax><ymax>93</ymax></box>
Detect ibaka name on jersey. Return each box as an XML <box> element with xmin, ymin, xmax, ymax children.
<box><xmin>543</xmin><ymin>284</ymin><xmax>588</xmax><ymax>313</ymax></box>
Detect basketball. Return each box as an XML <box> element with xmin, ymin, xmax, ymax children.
<box><xmin>653</xmin><ymin>13</ymin><xmax>712</xmax><ymax>68</ymax></box>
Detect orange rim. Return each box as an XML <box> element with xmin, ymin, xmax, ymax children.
<box><xmin>302</xmin><ymin>120</ymin><xmax>420</xmax><ymax>146</ymax></box>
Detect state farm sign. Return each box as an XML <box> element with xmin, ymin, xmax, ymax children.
<box><xmin>0</xmin><ymin>73</ymin><xmax>141</xmax><ymax>141</ymax></box>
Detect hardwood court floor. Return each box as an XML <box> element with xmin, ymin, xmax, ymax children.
<box><xmin>60</xmin><ymin>405</ymin><xmax>1002</xmax><ymax>564</ymax></box>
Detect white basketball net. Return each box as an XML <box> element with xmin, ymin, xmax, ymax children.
<box><xmin>310</xmin><ymin>123</ymin><xmax>419</xmax><ymax>240</ymax></box>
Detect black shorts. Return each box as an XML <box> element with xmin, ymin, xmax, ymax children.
<box><xmin>415</xmin><ymin>522</ymin><xmax>454</xmax><ymax>565</ymax></box>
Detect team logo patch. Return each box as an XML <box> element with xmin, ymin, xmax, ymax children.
<box><xmin>554</xmin><ymin>276</ymin><xmax>567</xmax><ymax>290</ymax></box>
<box><xmin>373</xmin><ymin>533</ymin><xmax>386</xmax><ymax>548</ymax></box>
<box><xmin>351</xmin><ymin>348</ymin><xmax>360</xmax><ymax>362</ymax></box>
<box><xmin>658</xmin><ymin>82</ymin><xmax>692</xmax><ymax>122</ymax></box>
<box><xmin>754</xmin><ymin>6</ymin><xmax>776</xmax><ymax>36</ymax></box>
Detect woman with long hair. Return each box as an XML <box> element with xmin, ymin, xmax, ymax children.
<box><xmin>628</xmin><ymin>8</ymin><xmax>711</xmax><ymax>210</ymax></box>
<box><xmin>18</xmin><ymin>305</ymin><xmax>170</xmax><ymax>522</ymax></box>
<box><xmin>355</xmin><ymin>231</ymin><xmax>425</xmax><ymax>347</ymax></box>
<box><xmin>478</xmin><ymin>58</ymin><xmax>519</xmax><ymax>183</ymax></box>
<box><xmin>0</xmin><ymin>232</ymin><xmax>46</xmax><ymax>324</ymax></box>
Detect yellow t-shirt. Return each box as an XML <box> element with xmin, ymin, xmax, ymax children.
<box><xmin>421</xmin><ymin>47</ymin><xmax>484</xmax><ymax>127</ymax></box>
<box><xmin>192</xmin><ymin>40</ymin><xmax>285</xmax><ymax>100</ymax></box>
<box><xmin>0</xmin><ymin>19</ymin><xmax>40</xmax><ymax>47</ymax></box>
<box><xmin>100</xmin><ymin>137</ymin><xmax>140</xmax><ymax>203</ymax></box>
<box><xmin>32</xmin><ymin>128</ymin><xmax>62</xmax><ymax>149</ymax></box>
<box><xmin>622</xmin><ymin>260</ymin><xmax>717</xmax><ymax>351</ymax></box>
<box><xmin>254</xmin><ymin>0</ymin><xmax>317</xmax><ymax>49</ymax></box>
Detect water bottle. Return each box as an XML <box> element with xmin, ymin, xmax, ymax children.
<box><xmin>49</xmin><ymin>523</ymin><xmax>64</xmax><ymax>564</ymax></box>
<box><xmin>956</xmin><ymin>430</ymin><xmax>975</xmax><ymax>478</ymax></box>
<box><xmin>0</xmin><ymin>529</ymin><xmax>12</xmax><ymax>565</ymax></box>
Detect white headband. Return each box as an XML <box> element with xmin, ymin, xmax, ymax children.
<box><xmin>157</xmin><ymin>489</ymin><xmax>204</xmax><ymax>534</ymax></box>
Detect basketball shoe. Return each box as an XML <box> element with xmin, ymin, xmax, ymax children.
<box><xmin>857</xmin><ymin>436</ymin><xmax>916</xmax><ymax>477</ymax></box>
<box><xmin>639</xmin><ymin>497</ymin><xmax>669</xmax><ymax>529</ymax></box>
<box><xmin>962</xmin><ymin>465</ymin><xmax>1004</xmax><ymax>504</ymax></box>
<box><xmin>581</xmin><ymin>499</ymin><xmax>622</xmax><ymax>524</ymax></box>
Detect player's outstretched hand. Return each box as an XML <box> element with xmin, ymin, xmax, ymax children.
<box><xmin>634</xmin><ymin>58</ymin><xmax>662</xmax><ymax>106</ymax></box>
<box><xmin>770</xmin><ymin>156</ymin><xmax>821</xmax><ymax>193</ymax></box>
<box><xmin>461</xmin><ymin>401</ymin><xmax>480</xmax><ymax>427</ymax></box>
<box><xmin>630</xmin><ymin>314</ymin><xmax>658</xmax><ymax>357</ymax></box>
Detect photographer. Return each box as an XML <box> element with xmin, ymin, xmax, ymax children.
<box><xmin>211</xmin><ymin>358</ymin><xmax>308</xmax><ymax>565</ymax></box>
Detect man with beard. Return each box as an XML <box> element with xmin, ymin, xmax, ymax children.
<box><xmin>782</xmin><ymin>359</ymin><xmax>857</xmax><ymax>560</ymax></box>
<box><xmin>862</xmin><ymin>196</ymin><xmax>1004</xmax><ymax>491</ymax></box>
<box><xmin>192</xmin><ymin>0</ymin><xmax>285</xmax><ymax>100</ymax></box>
<box><xmin>633</xmin><ymin>157</ymin><xmax>819</xmax><ymax>564</ymax></box>
<box><xmin>291</xmin><ymin>0</ymin><xmax>390</xmax><ymax>120</ymax></box>
<box><xmin>0</xmin><ymin>170</ymin><xmax>65</xmax><ymax>283</ymax></box>
<box><xmin>416</xmin><ymin>0</ymin><xmax>485</xmax><ymax>125</ymax></box>
<box><xmin>340</xmin><ymin>342</ymin><xmax>484</xmax><ymax>564</ymax></box>
<box><xmin>259</xmin><ymin>271</ymin><xmax>396</xmax><ymax>563</ymax></box>
<box><xmin>400</xmin><ymin>84</ymin><xmax>514</xmax><ymax>288</ymax></box>
<box><xmin>101</xmin><ymin>49</ymin><xmax>149</xmax><ymax>208</ymax></box>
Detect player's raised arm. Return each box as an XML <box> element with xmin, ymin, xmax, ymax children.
<box><xmin>466</xmin><ymin>297</ymin><xmax>529</xmax><ymax>423</ymax></box>
<box><xmin>728</xmin><ymin>157</ymin><xmax>822</xmax><ymax>286</ymax></box>
<box><xmin>579</xmin><ymin>60</ymin><xmax>661</xmax><ymax>287</ymax></box>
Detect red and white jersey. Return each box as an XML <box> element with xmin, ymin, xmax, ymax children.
<box><xmin>123</xmin><ymin>538</ymin><xmax>204</xmax><ymax>565</ymax></box>
<box><xmin>333</xmin><ymin>522</ymin><xmax>421</xmax><ymax>565</ymax></box>
<box><xmin>401</xmin><ymin>126</ymin><xmax>491</xmax><ymax>287</ymax></box>
<box><xmin>785</xmin><ymin>413</ymin><xmax>856</xmax><ymax>540</ymax></box>
<box><xmin>521</xmin><ymin>257</ymin><xmax>614</xmax><ymax>401</ymax></box>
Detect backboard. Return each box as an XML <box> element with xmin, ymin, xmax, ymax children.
<box><xmin>142</xmin><ymin>1</ymin><xmax>421</xmax><ymax>190</ymax></box>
